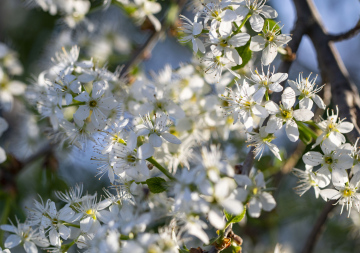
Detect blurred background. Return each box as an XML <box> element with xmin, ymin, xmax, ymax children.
<box><xmin>0</xmin><ymin>0</ymin><xmax>360</xmax><ymax>252</ymax></box>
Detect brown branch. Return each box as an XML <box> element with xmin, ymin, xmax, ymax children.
<box><xmin>121</xmin><ymin>0</ymin><xmax>188</xmax><ymax>75</ymax></box>
<box><xmin>328</xmin><ymin>19</ymin><xmax>360</xmax><ymax>42</ymax></box>
<box><xmin>300</xmin><ymin>200</ymin><xmax>336</xmax><ymax>253</ymax></box>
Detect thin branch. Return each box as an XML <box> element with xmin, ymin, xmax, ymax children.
<box><xmin>300</xmin><ymin>200</ymin><xmax>336</xmax><ymax>253</ymax></box>
<box><xmin>328</xmin><ymin>19</ymin><xmax>360</xmax><ymax>42</ymax></box>
<box><xmin>120</xmin><ymin>0</ymin><xmax>188</xmax><ymax>75</ymax></box>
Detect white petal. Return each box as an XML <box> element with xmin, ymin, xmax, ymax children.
<box><xmin>268</xmin><ymin>82</ymin><xmax>284</xmax><ymax>92</ymax></box>
<box><xmin>24</xmin><ymin>241</ymin><xmax>38</xmax><ymax>253</ymax></box>
<box><xmin>222</xmin><ymin>199</ymin><xmax>243</xmax><ymax>215</ymax></box>
<box><xmin>99</xmin><ymin>97</ymin><xmax>118</xmax><ymax>110</ymax></box>
<box><xmin>320</xmin><ymin>189</ymin><xmax>341</xmax><ymax>201</ymax></box>
<box><xmin>293</xmin><ymin>109</ymin><xmax>314</xmax><ymax>121</ymax></box>
<box><xmin>74</xmin><ymin>91</ymin><xmax>90</xmax><ymax>102</ymax></box>
<box><xmin>138</xmin><ymin>143</ymin><xmax>154</xmax><ymax>159</ymax></box>
<box><xmin>208</xmin><ymin>209</ymin><xmax>225</xmax><ymax>229</ymax></box>
<box><xmin>265</xmin><ymin>116</ymin><xmax>283</xmax><ymax>133</ymax></box>
<box><xmin>261</xmin><ymin>43</ymin><xmax>278</xmax><ymax>66</ymax></box>
<box><xmin>0</xmin><ymin>146</ymin><xmax>6</xmax><ymax>163</ymax></box>
<box><xmin>302</xmin><ymin>152</ymin><xmax>323</xmax><ymax>166</ymax></box>
<box><xmin>249</xmin><ymin>14</ymin><xmax>264</xmax><ymax>32</ymax></box>
<box><xmin>299</xmin><ymin>97</ymin><xmax>313</xmax><ymax>110</ymax></box>
<box><xmin>59</xmin><ymin>224</ymin><xmax>71</xmax><ymax>240</ymax></box>
<box><xmin>225</xmin><ymin>48</ymin><xmax>242</xmax><ymax>65</ymax></box>
<box><xmin>331</xmin><ymin>168</ymin><xmax>348</xmax><ymax>188</ymax></box>
<box><xmin>281</xmin><ymin>87</ymin><xmax>296</xmax><ymax>109</ymax></box>
<box><xmin>161</xmin><ymin>132</ymin><xmax>181</xmax><ymax>144</ymax></box>
<box><xmin>260</xmin><ymin>5</ymin><xmax>278</xmax><ymax>19</ymax></box>
<box><xmin>259</xmin><ymin>192</ymin><xmax>276</xmax><ymax>211</ymax></box>
<box><xmin>316</xmin><ymin>166</ymin><xmax>331</xmax><ymax>188</ymax></box>
<box><xmin>285</xmin><ymin>119</ymin><xmax>299</xmax><ymax>142</ymax></box>
<box><xmin>252</xmin><ymin>104</ymin><xmax>269</xmax><ymax>118</ymax></box>
<box><xmin>149</xmin><ymin>133</ymin><xmax>162</xmax><ymax>147</ymax></box>
<box><xmin>229</xmin><ymin>33</ymin><xmax>250</xmax><ymax>47</ymax></box>
<box><xmin>250</xmin><ymin>35</ymin><xmax>266</xmax><ymax>51</ymax></box>
<box><xmin>80</xmin><ymin>216</ymin><xmax>93</xmax><ymax>233</ymax></box>
<box><xmin>313</xmin><ymin>94</ymin><xmax>326</xmax><ymax>109</ymax></box>
<box><xmin>219</xmin><ymin>21</ymin><xmax>232</xmax><ymax>37</ymax></box>
<box><xmin>5</xmin><ymin>234</ymin><xmax>21</xmax><ymax>248</ymax></box>
<box><xmin>337</xmin><ymin>122</ymin><xmax>354</xmax><ymax>133</ymax></box>
<box><xmin>265</xmin><ymin>101</ymin><xmax>280</xmax><ymax>114</ymax></box>
<box><xmin>49</xmin><ymin>228</ymin><xmax>60</xmax><ymax>246</ymax></box>
<box><xmin>248</xmin><ymin>198</ymin><xmax>262</xmax><ymax>218</ymax></box>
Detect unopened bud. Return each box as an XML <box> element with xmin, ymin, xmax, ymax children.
<box><xmin>189</xmin><ymin>247</ymin><xmax>204</xmax><ymax>253</ymax></box>
<box><xmin>234</xmin><ymin>164</ymin><xmax>243</xmax><ymax>174</ymax></box>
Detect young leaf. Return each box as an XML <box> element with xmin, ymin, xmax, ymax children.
<box><xmin>232</xmin><ymin>40</ymin><xmax>252</xmax><ymax>70</ymax></box>
<box><xmin>146</xmin><ymin>177</ymin><xmax>168</xmax><ymax>193</ymax></box>
<box><xmin>224</xmin><ymin>206</ymin><xmax>246</xmax><ymax>225</ymax></box>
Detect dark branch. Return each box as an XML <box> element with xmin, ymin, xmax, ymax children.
<box><xmin>300</xmin><ymin>200</ymin><xmax>336</xmax><ymax>253</ymax></box>
<box><xmin>121</xmin><ymin>0</ymin><xmax>188</xmax><ymax>75</ymax></box>
<box><xmin>328</xmin><ymin>19</ymin><xmax>360</xmax><ymax>42</ymax></box>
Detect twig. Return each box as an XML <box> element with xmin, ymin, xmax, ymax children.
<box><xmin>328</xmin><ymin>19</ymin><xmax>360</xmax><ymax>42</ymax></box>
<box><xmin>120</xmin><ymin>0</ymin><xmax>188</xmax><ymax>75</ymax></box>
<box><xmin>300</xmin><ymin>200</ymin><xmax>336</xmax><ymax>253</ymax></box>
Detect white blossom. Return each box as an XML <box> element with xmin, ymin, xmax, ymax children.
<box><xmin>250</xmin><ymin>22</ymin><xmax>291</xmax><ymax>65</ymax></box>
<box><xmin>236</xmin><ymin>0</ymin><xmax>278</xmax><ymax>32</ymax></box>
<box><xmin>265</xmin><ymin>87</ymin><xmax>314</xmax><ymax>142</ymax></box>
<box><xmin>288</xmin><ymin>73</ymin><xmax>325</xmax><ymax>110</ymax></box>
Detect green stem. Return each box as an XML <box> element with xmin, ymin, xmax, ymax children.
<box><xmin>265</xmin><ymin>90</ymin><xmax>269</xmax><ymax>101</ymax></box>
<box><xmin>297</xmin><ymin>121</ymin><xmax>318</xmax><ymax>140</ymax></box>
<box><xmin>61</xmin><ymin>237</ymin><xmax>77</xmax><ymax>252</ymax></box>
<box><xmin>304</xmin><ymin>120</ymin><xmax>320</xmax><ymax>130</ymax></box>
<box><xmin>61</xmin><ymin>102</ymin><xmax>86</xmax><ymax>108</ymax></box>
<box><xmin>62</xmin><ymin>222</ymin><xmax>80</xmax><ymax>228</ymax></box>
<box><xmin>146</xmin><ymin>157</ymin><xmax>176</xmax><ymax>181</ymax></box>
<box><xmin>236</xmin><ymin>13</ymin><xmax>251</xmax><ymax>33</ymax></box>
<box><xmin>0</xmin><ymin>196</ymin><xmax>12</xmax><ymax>248</ymax></box>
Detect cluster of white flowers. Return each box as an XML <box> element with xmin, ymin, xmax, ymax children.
<box><xmin>0</xmin><ymin>43</ymin><xmax>26</xmax><ymax>163</ymax></box>
<box><xmin>2</xmin><ymin>0</ymin><xmax>360</xmax><ymax>252</ymax></box>
<box><xmin>179</xmin><ymin>0</ymin><xmax>291</xmax><ymax>80</ymax></box>
<box><xmin>26</xmin><ymin>0</ymin><xmax>92</xmax><ymax>28</ymax></box>
<box><xmin>113</xmin><ymin>0</ymin><xmax>162</xmax><ymax>31</ymax></box>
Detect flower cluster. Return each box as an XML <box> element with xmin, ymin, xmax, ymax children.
<box><xmin>178</xmin><ymin>0</ymin><xmax>292</xmax><ymax>80</ymax></box>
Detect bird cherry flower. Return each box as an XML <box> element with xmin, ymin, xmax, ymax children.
<box><xmin>178</xmin><ymin>15</ymin><xmax>206</xmax><ymax>54</ymax></box>
<box><xmin>111</xmin><ymin>131</ymin><xmax>154</xmax><ymax>181</ymax></box>
<box><xmin>235</xmin><ymin>171</ymin><xmax>276</xmax><ymax>218</ymax></box>
<box><xmin>73</xmin><ymin>81</ymin><xmax>118</xmax><ymax>129</ymax></box>
<box><xmin>292</xmin><ymin>165</ymin><xmax>328</xmax><ymax>199</ymax></box>
<box><xmin>201</xmin><ymin>1</ymin><xmax>238</xmax><ymax>36</ymax></box>
<box><xmin>40</xmin><ymin>201</ymin><xmax>78</xmax><ymax>247</ymax></box>
<box><xmin>247</xmin><ymin>126</ymin><xmax>282</xmax><ymax>160</ymax></box>
<box><xmin>52</xmin><ymin>74</ymin><xmax>81</xmax><ymax>105</ymax></box>
<box><xmin>137</xmin><ymin>112</ymin><xmax>181</xmax><ymax>148</ymax></box>
<box><xmin>248</xmin><ymin>64</ymin><xmax>287</xmax><ymax>99</ymax></box>
<box><xmin>220</xmin><ymin>80</ymin><xmax>268</xmax><ymax>131</ymax></box>
<box><xmin>209</xmin><ymin>29</ymin><xmax>250</xmax><ymax>65</ymax></box>
<box><xmin>265</xmin><ymin>87</ymin><xmax>314</xmax><ymax>142</ymax></box>
<box><xmin>250</xmin><ymin>21</ymin><xmax>291</xmax><ymax>65</ymax></box>
<box><xmin>236</xmin><ymin>0</ymin><xmax>278</xmax><ymax>32</ymax></box>
<box><xmin>288</xmin><ymin>73</ymin><xmax>326</xmax><ymax>110</ymax></box>
<box><xmin>321</xmin><ymin>170</ymin><xmax>360</xmax><ymax>217</ymax></box>
<box><xmin>201</xmin><ymin>52</ymin><xmax>240</xmax><ymax>81</ymax></box>
<box><xmin>313</xmin><ymin>106</ymin><xmax>354</xmax><ymax>150</ymax></box>
<box><xmin>0</xmin><ymin>219</ymin><xmax>50</xmax><ymax>252</ymax></box>
<box><xmin>302</xmin><ymin>144</ymin><xmax>353</xmax><ymax>185</ymax></box>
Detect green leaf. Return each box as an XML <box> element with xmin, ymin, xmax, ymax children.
<box><xmin>224</xmin><ymin>206</ymin><xmax>246</xmax><ymax>225</ymax></box>
<box><xmin>232</xmin><ymin>40</ymin><xmax>252</xmax><ymax>70</ymax></box>
<box><xmin>146</xmin><ymin>177</ymin><xmax>168</xmax><ymax>193</ymax></box>
<box><xmin>179</xmin><ymin>245</ymin><xmax>190</xmax><ymax>253</ymax></box>
<box><xmin>263</xmin><ymin>19</ymin><xmax>281</xmax><ymax>33</ymax></box>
